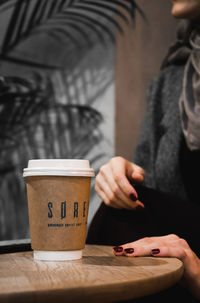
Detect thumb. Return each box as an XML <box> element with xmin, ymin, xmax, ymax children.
<box><xmin>128</xmin><ymin>163</ymin><xmax>145</xmax><ymax>184</ymax></box>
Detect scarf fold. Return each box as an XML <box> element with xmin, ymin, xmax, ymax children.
<box><xmin>162</xmin><ymin>20</ymin><xmax>200</xmax><ymax>151</ymax></box>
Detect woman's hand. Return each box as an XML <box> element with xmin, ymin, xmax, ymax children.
<box><xmin>113</xmin><ymin>234</ymin><xmax>200</xmax><ymax>299</ymax></box>
<box><xmin>95</xmin><ymin>156</ymin><xmax>145</xmax><ymax>210</ymax></box>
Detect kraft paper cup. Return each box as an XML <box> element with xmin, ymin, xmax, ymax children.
<box><xmin>23</xmin><ymin>159</ymin><xmax>94</xmax><ymax>261</ymax></box>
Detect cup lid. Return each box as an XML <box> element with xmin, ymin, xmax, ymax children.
<box><xmin>23</xmin><ymin>159</ymin><xmax>95</xmax><ymax>177</ymax></box>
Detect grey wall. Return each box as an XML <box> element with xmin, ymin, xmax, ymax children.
<box><xmin>0</xmin><ymin>5</ymin><xmax>116</xmax><ymax>240</ymax></box>
<box><xmin>115</xmin><ymin>0</ymin><xmax>178</xmax><ymax>160</ymax></box>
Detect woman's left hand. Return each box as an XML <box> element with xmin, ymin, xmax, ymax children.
<box><xmin>113</xmin><ymin>234</ymin><xmax>200</xmax><ymax>299</ymax></box>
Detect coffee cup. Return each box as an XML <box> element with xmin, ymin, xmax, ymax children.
<box><xmin>23</xmin><ymin>159</ymin><xmax>94</xmax><ymax>261</ymax></box>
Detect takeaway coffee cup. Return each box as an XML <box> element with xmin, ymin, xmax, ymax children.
<box><xmin>23</xmin><ymin>159</ymin><xmax>94</xmax><ymax>261</ymax></box>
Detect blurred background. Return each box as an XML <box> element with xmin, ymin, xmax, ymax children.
<box><xmin>0</xmin><ymin>0</ymin><xmax>177</xmax><ymax>241</ymax></box>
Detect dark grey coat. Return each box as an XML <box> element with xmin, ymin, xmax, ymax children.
<box><xmin>134</xmin><ymin>64</ymin><xmax>189</xmax><ymax>200</ymax></box>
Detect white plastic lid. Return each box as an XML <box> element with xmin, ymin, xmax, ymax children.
<box><xmin>23</xmin><ymin>159</ymin><xmax>94</xmax><ymax>177</ymax></box>
<box><xmin>34</xmin><ymin>250</ymin><xmax>82</xmax><ymax>261</ymax></box>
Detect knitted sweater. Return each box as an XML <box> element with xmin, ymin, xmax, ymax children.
<box><xmin>134</xmin><ymin>64</ymin><xmax>199</xmax><ymax>202</ymax></box>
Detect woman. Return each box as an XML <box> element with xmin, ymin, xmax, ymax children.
<box><xmin>87</xmin><ymin>0</ymin><xmax>200</xmax><ymax>300</ymax></box>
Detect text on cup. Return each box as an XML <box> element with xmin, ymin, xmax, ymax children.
<box><xmin>48</xmin><ymin>201</ymin><xmax>87</xmax><ymax>219</ymax></box>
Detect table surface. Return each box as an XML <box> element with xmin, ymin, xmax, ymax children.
<box><xmin>0</xmin><ymin>245</ymin><xmax>183</xmax><ymax>303</ymax></box>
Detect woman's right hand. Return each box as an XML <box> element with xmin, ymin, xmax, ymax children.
<box><xmin>95</xmin><ymin>156</ymin><xmax>145</xmax><ymax>210</ymax></box>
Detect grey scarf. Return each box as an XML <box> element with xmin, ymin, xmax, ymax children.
<box><xmin>162</xmin><ymin>20</ymin><xmax>200</xmax><ymax>151</ymax></box>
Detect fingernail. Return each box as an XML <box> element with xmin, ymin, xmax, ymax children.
<box><xmin>124</xmin><ymin>248</ymin><xmax>134</xmax><ymax>254</ymax></box>
<box><xmin>113</xmin><ymin>246</ymin><xmax>123</xmax><ymax>253</ymax></box>
<box><xmin>152</xmin><ymin>249</ymin><xmax>160</xmax><ymax>255</ymax></box>
<box><xmin>130</xmin><ymin>193</ymin><xmax>137</xmax><ymax>201</ymax></box>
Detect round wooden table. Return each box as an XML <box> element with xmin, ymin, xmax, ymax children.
<box><xmin>0</xmin><ymin>245</ymin><xmax>183</xmax><ymax>302</ymax></box>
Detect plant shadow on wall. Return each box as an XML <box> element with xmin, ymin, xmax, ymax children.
<box><xmin>0</xmin><ymin>0</ymin><xmax>143</xmax><ymax>240</ymax></box>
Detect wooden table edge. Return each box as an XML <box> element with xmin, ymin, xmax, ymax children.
<box><xmin>0</xmin><ymin>246</ymin><xmax>184</xmax><ymax>303</ymax></box>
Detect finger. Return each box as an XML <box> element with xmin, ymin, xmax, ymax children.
<box><xmin>109</xmin><ymin>158</ymin><xmax>139</xmax><ymax>200</ymax></box>
<box><xmin>100</xmin><ymin>166</ymin><xmax>144</xmax><ymax>209</ymax></box>
<box><xmin>95</xmin><ymin>180</ymin><xmax>133</xmax><ymax>210</ymax></box>
<box><xmin>123</xmin><ymin>243</ymin><xmax>160</xmax><ymax>256</ymax></box>
<box><xmin>121</xmin><ymin>245</ymin><xmax>187</xmax><ymax>259</ymax></box>
<box><xmin>96</xmin><ymin>173</ymin><xmax>129</xmax><ymax>209</ymax></box>
<box><xmin>151</xmin><ymin>246</ymin><xmax>187</xmax><ymax>261</ymax></box>
<box><xmin>95</xmin><ymin>183</ymin><xmax>126</xmax><ymax>209</ymax></box>
<box><xmin>113</xmin><ymin>246</ymin><xmax>124</xmax><ymax>256</ymax></box>
<box><xmin>126</xmin><ymin>235</ymin><xmax>180</xmax><ymax>247</ymax></box>
<box><xmin>118</xmin><ymin>237</ymin><xmax>166</xmax><ymax>256</ymax></box>
<box><xmin>121</xmin><ymin>236</ymin><xmax>162</xmax><ymax>249</ymax></box>
<box><xmin>110</xmin><ymin>167</ymin><xmax>138</xmax><ymax>201</ymax></box>
<box><xmin>128</xmin><ymin>164</ymin><xmax>145</xmax><ymax>184</ymax></box>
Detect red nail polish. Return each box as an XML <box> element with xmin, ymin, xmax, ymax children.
<box><xmin>152</xmin><ymin>249</ymin><xmax>160</xmax><ymax>255</ymax></box>
<box><xmin>113</xmin><ymin>246</ymin><xmax>123</xmax><ymax>253</ymax></box>
<box><xmin>130</xmin><ymin>193</ymin><xmax>137</xmax><ymax>201</ymax></box>
<box><xmin>124</xmin><ymin>248</ymin><xmax>134</xmax><ymax>254</ymax></box>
